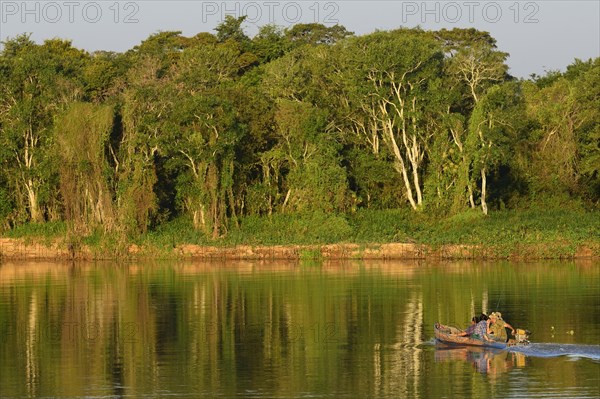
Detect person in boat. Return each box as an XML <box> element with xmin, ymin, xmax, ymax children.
<box><xmin>487</xmin><ymin>312</ymin><xmax>516</xmax><ymax>342</ymax></box>
<box><xmin>471</xmin><ymin>313</ymin><xmax>491</xmax><ymax>341</ymax></box>
<box><xmin>455</xmin><ymin>316</ymin><xmax>479</xmax><ymax>337</ymax></box>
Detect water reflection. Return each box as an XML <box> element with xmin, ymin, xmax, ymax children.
<box><xmin>434</xmin><ymin>343</ymin><xmax>527</xmax><ymax>375</ymax></box>
<box><xmin>0</xmin><ymin>260</ymin><xmax>598</xmax><ymax>398</ymax></box>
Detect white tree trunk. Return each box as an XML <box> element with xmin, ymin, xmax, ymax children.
<box><xmin>480</xmin><ymin>167</ymin><xmax>488</xmax><ymax>215</ymax></box>
<box><xmin>25</xmin><ymin>179</ymin><xmax>42</xmax><ymax>222</ymax></box>
<box><xmin>408</xmin><ymin>135</ymin><xmax>423</xmax><ymax>206</ymax></box>
<box><xmin>382</xmin><ymin>118</ymin><xmax>418</xmax><ymax>210</ymax></box>
<box><xmin>468</xmin><ymin>185</ymin><xmax>476</xmax><ymax>209</ymax></box>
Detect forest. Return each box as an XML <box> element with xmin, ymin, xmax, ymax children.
<box><xmin>0</xmin><ymin>17</ymin><xmax>598</xmax><ymax>250</ymax></box>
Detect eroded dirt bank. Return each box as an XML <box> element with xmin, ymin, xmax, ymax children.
<box><xmin>0</xmin><ymin>238</ymin><xmax>597</xmax><ymax>261</ymax></box>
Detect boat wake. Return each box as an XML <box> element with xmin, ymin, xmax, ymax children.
<box><xmin>428</xmin><ymin>337</ymin><xmax>600</xmax><ymax>362</ymax></box>
<box><xmin>507</xmin><ymin>343</ymin><xmax>600</xmax><ymax>361</ymax></box>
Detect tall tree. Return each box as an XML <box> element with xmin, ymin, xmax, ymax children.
<box><xmin>163</xmin><ymin>40</ymin><xmax>247</xmax><ymax>236</ymax></box>
<box><xmin>523</xmin><ymin>58</ymin><xmax>600</xmax><ymax>201</ymax></box>
<box><xmin>335</xmin><ymin>30</ymin><xmax>445</xmax><ymax>210</ymax></box>
<box><xmin>0</xmin><ymin>36</ymin><xmax>87</xmax><ymax>223</ymax></box>
<box><xmin>272</xmin><ymin>99</ymin><xmax>347</xmax><ymax>212</ymax></box>
<box><xmin>262</xmin><ymin>44</ymin><xmax>349</xmax><ymax>213</ymax></box>
<box><xmin>118</xmin><ymin>56</ymin><xmax>169</xmax><ymax>234</ymax></box>
<box><xmin>436</xmin><ymin>28</ymin><xmax>510</xmax><ymax>211</ymax></box>
<box><xmin>441</xmin><ymin>28</ymin><xmax>509</xmax><ymax>105</ymax></box>
<box><xmin>467</xmin><ymin>83</ymin><xmax>523</xmax><ymax>214</ymax></box>
<box><xmin>54</xmin><ymin>103</ymin><xmax>116</xmax><ymax>234</ymax></box>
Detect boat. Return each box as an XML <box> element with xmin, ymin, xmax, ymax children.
<box><xmin>434</xmin><ymin>323</ymin><xmax>529</xmax><ymax>349</ymax></box>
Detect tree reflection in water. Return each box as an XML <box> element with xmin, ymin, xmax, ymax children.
<box><xmin>0</xmin><ymin>260</ymin><xmax>598</xmax><ymax>398</ymax></box>
<box><xmin>434</xmin><ymin>343</ymin><xmax>527</xmax><ymax>376</ymax></box>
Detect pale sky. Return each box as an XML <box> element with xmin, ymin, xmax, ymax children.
<box><xmin>1</xmin><ymin>0</ymin><xmax>599</xmax><ymax>77</ymax></box>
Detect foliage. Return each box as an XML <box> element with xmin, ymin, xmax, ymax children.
<box><xmin>0</xmin><ymin>26</ymin><xmax>597</xmax><ymax>251</ymax></box>
<box><xmin>55</xmin><ymin>102</ymin><xmax>116</xmax><ymax>234</ymax></box>
<box><xmin>4</xmin><ymin>221</ymin><xmax>66</xmax><ymax>238</ymax></box>
<box><xmin>135</xmin><ymin>206</ymin><xmax>599</xmax><ymax>255</ymax></box>
<box><xmin>228</xmin><ymin>212</ymin><xmax>353</xmax><ymax>245</ymax></box>
<box><xmin>285</xmin><ymin>23</ymin><xmax>353</xmax><ymax>45</ymax></box>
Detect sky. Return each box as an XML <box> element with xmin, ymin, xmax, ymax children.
<box><xmin>0</xmin><ymin>0</ymin><xmax>599</xmax><ymax>78</ymax></box>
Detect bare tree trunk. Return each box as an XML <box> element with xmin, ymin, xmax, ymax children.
<box><xmin>383</xmin><ymin>119</ymin><xmax>418</xmax><ymax>210</ymax></box>
<box><xmin>192</xmin><ymin>210</ymin><xmax>200</xmax><ymax>230</ymax></box>
<box><xmin>228</xmin><ymin>187</ymin><xmax>238</xmax><ymax>228</ymax></box>
<box><xmin>468</xmin><ymin>182</ymin><xmax>475</xmax><ymax>208</ymax></box>
<box><xmin>25</xmin><ymin>180</ymin><xmax>42</xmax><ymax>222</ymax></box>
<box><xmin>450</xmin><ymin>123</ymin><xmax>476</xmax><ymax>210</ymax></box>
<box><xmin>208</xmin><ymin>164</ymin><xmax>219</xmax><ymax>239</ymax></box>
<box><xmin>23</xmin><ymin>124</ymin><xmax>42</xmax><ymax>222</ymax></box>
<box><xmin>408</xmin><ymin>99</ymin><xmax>423</xmax><ymax>206</ymax></box>
<box><xmin>199</xmin><ymin>206</ymin><xmax>206</xmax><ymax>231</ymax></box>
<box><xmin>281</xmin><ymin>189</ymin><xmax>291</xmax><ymax>212</ymax></box>
<box><xmin>263</xmin><ymin>162</ymin><xmax>273</xmax><ymax>215</ymax></box>
<box><xmin>408</xmin><ymin>136</ymin><xmax>423</xmax><ymax>206</ymax></box>
<box><xmin>369</xmin><ymin>70</ymin><xmax>426</xmax><ymax>211</ymax></box>
<box><xmin>470</xmin><ymin>82</ymin><xmax>479</xmax><ymax>104</ymax></box>
<box><xmin>480</xmin><ymin>167</ymin><xmax>488</xmax><ymax>215</ymax></box>
<box><xmin>395</xmin><ymin>158</ymin><xmax>418</xmax><ymax>211</ymax></box>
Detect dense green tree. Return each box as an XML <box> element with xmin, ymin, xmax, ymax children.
<box><xmin>251</xmin><ymin>25</ymin><xmax>292</xmax><ymax>63</ymax></box>
<box><xmin>467</xmin><ymin>82</ymin><xmax>525</xmax><ymax>214</ymax></box>
<box><xmin>83</xmin><ymin>51</ymin><xmax>130</xmax><ymax>102</ymax></box>
<box><xmin>166</xmin><ymin>93</ymin><xmax>243</xmax><ymax>236</ymax></box>
<box><xmin>522</xmin><ymin>58</ymin><xmax>600</xmax><ymax>202</ymax></box>
<box><xmin>54</xmin><ymin>103</ymin><xmax>116</xmax><ymax>233</ymax></box>
<box><xmin>574</xmin><ymin>60</ymin><xmax>600</xmax><ymax>201</ymax></box>
<box><xmin>433</xmin><ymin>28</ymin><xmax>510</xmax><ymax>212</ymax></box>
<box><xmin>285</xmin><ymin>23</ymin><xmax>353</xmax><ymax>45</ymax></box>
<box><xmin>0</xmin><ymin>26</ymin><xmax>596</xmax><ymax>237</ymax></box>
<box><xmin>162</xmin><ymin>40</ymin><xmax>249</xmax><ymax>236</ymax></box>
<box><xmin>128</xmin><ymin>31</ymin><xmax>188</xmax><ymax>76</ymax></box>
<box><xmin>0</xmin><ymin>35</ymin><xmax>87</xmax><ymax>223</ymax></box>
<box><xmin>117</xmin><ymin>56</ymin><xmax>170</xmax><ymax>234</ymax></box>
<box><xmin>261</xmin><ymin>43</ymin><xmax>351</xmax><ymax>213</ymax></box>
<box><xmin>272</xmin><ymin>100</ymin><xmax>347</xmax><ymax>212</ymax></box>
<box><xmin>334</xmin><ymin>30</ymin><xmax>445</xmax><ymax>210</ymax></box>
<box><xmin>215</xmin><ymin>15</ymin><xmax>250</xmax><ymax>44</ymax></box>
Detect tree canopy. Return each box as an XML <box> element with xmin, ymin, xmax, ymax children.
<box><xmin>0</xmin><ymin>26</ymin><xmax>597</xmax><ymax>237</ymax></box>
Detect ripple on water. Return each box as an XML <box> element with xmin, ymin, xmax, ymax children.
<box><xmin>508</xmin><ymin>343</ymin><xmax>600</xmax><ymax>361</ymax></box>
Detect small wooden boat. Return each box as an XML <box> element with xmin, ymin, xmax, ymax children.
<box><xmin>434</xmin><ymin>323</ymin><xmax>527</xmax><ymax>349</ymax></box>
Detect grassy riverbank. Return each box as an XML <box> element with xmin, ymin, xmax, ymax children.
<box><xmin>2</xmin><ymin>206</ymin><xmax>599</xmax><ymax>260</ymax></box>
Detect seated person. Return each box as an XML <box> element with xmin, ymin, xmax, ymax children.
<box><xmin>456</xmin><ymin>316</ymin><xmax>479</xmax><ymax>336</ymax></box>
<box><xmin>471</xmin><ymin>313</ymin><xmax>490</xmax><ymax>340</ymax></box>
<box><xmin>487</xmin><ymin>312</ymin><xmax>516</xmax><ymax>342</ymax></box>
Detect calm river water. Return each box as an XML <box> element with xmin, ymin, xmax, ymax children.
<box><xmin>0</xmin><ymin>260</ymin><xmax>598</xmax><ymax>398</ymax></box>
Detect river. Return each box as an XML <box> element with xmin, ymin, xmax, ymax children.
<box><xmin>0</xmin><ymin>260</ymin><xmax>598</xmax><ymax>398</ymax></box>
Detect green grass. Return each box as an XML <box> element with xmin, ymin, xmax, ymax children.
<box><xmin>140</xmin><ymin>217</ymin><xmax>206</xmax><ymax>248</ymax></box>
<box><xmin>5</xmin><ymin>221</ymin><xmax>67</xmax><ymax>239</ymax></box>
<box><xmin>348</xmin><ymin>207</ymin><xmax>598</xmax><ymax>246</ymax></box>
<box><xmin>298</xmin><ymin>248</ymin><xmax>324</xmax><ymax>262</ymax></box>
<box><xmin>227</xmin><ymin>212</ymin><xmax>353</xmax><ymax>245</ymax></box>
<box><xmin>3</xmin><ymin>206</ymin><xmax>599</xmax><ymax>259</ymax></box>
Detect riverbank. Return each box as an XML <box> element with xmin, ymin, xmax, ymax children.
<box><xmin>0</xmin><ymin>238</ymin><xmax>598</xmax><ymax>261</ymax></box>
<box><xmin>1</xmin><ymin>208</ymin><xmax>598</xmax><ymax>261</ymax></box>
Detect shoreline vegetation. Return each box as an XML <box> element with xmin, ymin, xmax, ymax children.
<box><xmin>1</xmin><ymin>208</ymin><xmax>598</xmax><ymax>260</ymax></box>
<box><xmin>1</xmin><ymin>21</ymin><xmax>599</xmax><ymax>261</ymax></box>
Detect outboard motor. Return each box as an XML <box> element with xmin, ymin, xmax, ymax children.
<box><xmin>513</xmin><ymin>328</ymin><xmax>531</xmax><ymax>344</ymax></box>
